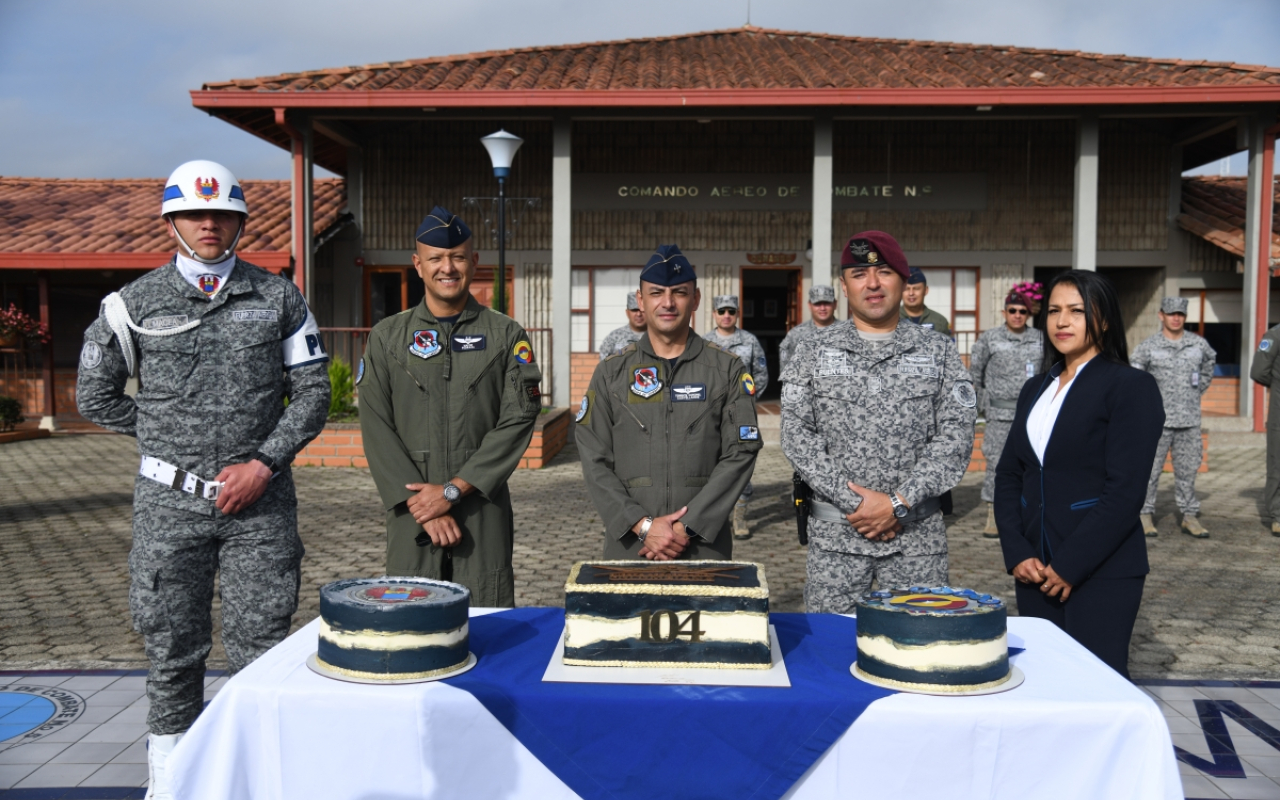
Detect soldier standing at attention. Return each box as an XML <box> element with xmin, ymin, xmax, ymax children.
<box><xmin>76</xmin><ymin>161</ymin><xmax>330</xmax><ymax>799</ymax></box>
<box><xmin>598</xmin><ymin>291</ymin><xmax>646</xmax><ymax>360</ymax></box>
<box><xmin>899</xmin><ymin>268</ymin><xmax>952</xmax><ymax>335</ymax></box>
<box><xmin>1132</xmin><ymin>297</ymin><xmax>1216</xmax><ymax>538</ymax></box>
<box><xmin>779</xmin><ymin>284</ymin><xmax>839</xmax><ymax>373</ymax></box>
<box><xmin>359</xmin><ymin>207</ymin><xmax>543</xmax><ymax>605</ymax></box>
<box><xmin>970</xmin><ymin>290</ymin><xmax>1044</xmax><ymax>537</ymax></box>
<box><xmin>702</xmin><ymin>294</ymin><xmax>768</xmax><ymax>539</ymax></box>
<box><xmin>577</xmin><ymin>245</ymin><xmax>762</xmax><ymax>560</ymax></box>
<box><xmin>1251</xmin><ymin>323</ymin><xmax>1280</xmax><ymax>536</ymax></box>
<box><xmin>781</xmin><ymin>231</ymin><xmax>976</xmax><ymax>611</ymax></box>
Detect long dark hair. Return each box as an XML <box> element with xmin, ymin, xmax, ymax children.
<box><xmin>1039</xmin><ymin>270</ymin><xmax>1128</xmax><ymax>373</ymax></box>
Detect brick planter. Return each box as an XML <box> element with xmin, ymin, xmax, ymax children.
<box><xmin>295</xmin><ymin>409</ymin><xmax>571</xmax><ymax>469</ymax></box>
<box><xmin>0</xmin><ymin>428</ymin><xmax>51</xmax><ymax>445</ymax></box>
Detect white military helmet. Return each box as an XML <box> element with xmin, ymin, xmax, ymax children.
<box><xmin>160</xmin><ymin>160</ymin><xmax>249</xmax><ymax>218</ymax></box>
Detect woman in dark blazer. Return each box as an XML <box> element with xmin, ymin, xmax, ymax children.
<box><xmin>994</xmin><ymin>270</ymin><xmax>1164</xmax><ymax>679</ymax></box>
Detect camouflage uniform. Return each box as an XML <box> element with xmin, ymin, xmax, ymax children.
<box><xmin>599</xmin><ymin>326</ymin><xmax>644</xmax><ymax>361</ymax></box>
<box><xmin>1132</xmin><ymin>331</ymin><xmax>1216</xmax><ymax>516</ymax></box>
<box><xmin>76</xmin><ymin>259</ymin><xmax>330</xmax><ymax>735</ymax></box>
<box><xmin>779</xmin><ymin>320</ymin><xmax>843</xmax><ymax>374</ymax></box>
<box><xmin>969</xmin><ymin>325</ymin><xmax>1044</xmax><ymax>502</ymax></box>
<box><xmin>1250</xmin><ymin>325</ymin><xmax>1280</xmax><ymax>525</ymax></box>
<box><xmin>703</xmin><ymin>325</ymin><xmax>767</xmax><ymax>502</ymax></box>
<box><xmin>780</xmin><ymin>320</ymin><xmax>976</xmax><ymax>612</ymax></box>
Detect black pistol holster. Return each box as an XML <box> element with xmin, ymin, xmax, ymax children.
<box><xmin>792</xmin><ymin>471</ymin><xmax>812</xmax><ymax>545</ymax></box>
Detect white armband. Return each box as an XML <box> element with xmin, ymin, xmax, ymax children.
<box><xmin>282</xmin><ymin>306</ymin><xmax>328</xmax><ymax>369</ymax></box>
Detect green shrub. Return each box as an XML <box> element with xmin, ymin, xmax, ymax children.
<box><xmin>0</xmin><ymin>395</ymin><xmax>22</xmax><ymax>432</ymax></box>
<box><xmin>328</xmin><ymin>356</ymin><xmax>357</xmax><ymax>421</ymax></box>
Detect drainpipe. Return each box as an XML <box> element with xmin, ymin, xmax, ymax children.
<box><xmin>1252</xmin><ymin>121</ymin><xmax>1280</xmax><ymax>433</ymax></box>
<box><xmin>37</xmin><ymin>271</ymin><xmax>56</xmax><ymax>431</ymax></box>
<box><xmin>275</xmin><ymin>108</ymin><xmax>307</xmax><ymax>298</ymax></box>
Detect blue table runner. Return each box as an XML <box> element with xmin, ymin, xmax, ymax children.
<box><xmin>446</xmin><ymin>608</ymin><xmax>896</xmax><ymax>800</ymax></box>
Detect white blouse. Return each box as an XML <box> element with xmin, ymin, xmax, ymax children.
<box><xmin>1025</xmin><ymin>358</ymin><xmax>1093</xmax><ymax>464</ymax></box>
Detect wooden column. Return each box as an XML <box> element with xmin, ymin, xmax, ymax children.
<box><xmin>37</xmin><ymin>270</ymin><xmax>57</xmax><ymax>431</ymax></box>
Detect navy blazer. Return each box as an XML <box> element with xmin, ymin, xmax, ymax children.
<box><xmin>994</xmin><ymin>356</ymin><xmax>1164</xmax><ymax>586</ymax></box>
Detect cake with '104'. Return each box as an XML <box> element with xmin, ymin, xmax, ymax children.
<box><xmin>855</xmin><ymin>587</ymin><xmax>1010</xmax><ymax>692</ymax></box>
<box><xmin>316</xmin><ymin>577</ymin><xmax>471</xmax><ymax>681</ymax></box>
<box><xmin>563</xmin><ymin>560</ymin><xmax>771</xmax><ymax>669</ymax></box>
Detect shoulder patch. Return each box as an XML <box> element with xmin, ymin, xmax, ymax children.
<box><xmin>513</xmin><ymin>340</ymin><xmax>535</xmax><ymax>364</ymax></box>
<box><xmin>356</xmin><ymin>357</ymin><xmax>365</xmax><ymax>385</ymax></box>
<box><xmin>1261</xmin><ymin>339</ymin><xmax>1273</xmax><ymax>352</ymax></box>
<box><xmin>741</xmin><ymin>373</ymin><xmax>756</xmax><ymax>396</ymax></box>
<box><xmin>952</xmin><ymin>381</ymin><xmax>977</xmax><ymax>408</ymax></box>
<box><xmin>575</xmin><ymin>393</ymin><xmax>590</xmax><ymax>423</ymax></box>
<box><xmin>739</xmin><ymin>425</ymin><xmax>761</xmax><ymax>441</ymax></box>
<box><xmin>79</xmin><ymin>341</ymin><xmax>102</xmax><ymax>370</ymax></box>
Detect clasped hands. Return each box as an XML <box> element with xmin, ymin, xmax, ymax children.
<box><xmin>1013</xmin><ymin>557</ymin><xmax>1074</xmax><ymax>601</ymax></box>
<box><xmin>634</xmin><ymin>506</ymin><xmax>691</xmax><ymax>561</ymax></box>
<box><xmin>406</xmin><ymin>479</ymin><xmax>473</xmax><ymax>548</ymax></box>
<box><xmin>844</xmin><ymin>482</ymin><xmax>904</xmax><ymax>542</ymax></box>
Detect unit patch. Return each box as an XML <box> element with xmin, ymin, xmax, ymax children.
<box><xmin>513</xmin><ymin>340</ymin><xmax>534</xmax><ymax>364</ymax></box>
<box><xmin>898</xmin><ymin>353</ymin><xmax>939</xmax><ymax>378</ymax></box>
<box><xmin>196</xmin><ymin>275</ymin><xmax>221</xmax><ymax>296</ymax></box>
<box><xmin>575</xmin><ymin>394</ymin><xmax>590</xmax><ymax>423</ymax></box>
<box><xmin>952</xmin><ymin>381</ymin><xmax>977</xmax><ymax>408</ymax></box>
<box><xmin>1262</xmin><ymin>339</ymin><xmax>1273</xmax><ymax>352</ymax></box>
<box><xmin>741</xmin><ymin>373</ymin><xmax>756</xmax><ymax>396</ymax></box>
<box><xmin>452</xmin><ymin>334</ymin><xmax>487</xmax><ymax>352</ymax></box>
<box><xmin>194</xmin><ymin>176</ymin><xmax>220</xmax><ymax>202</ymax></box>
<box><xmin>739</xmin><ymin>425</ymin><xmax>761</xmax><ymax>441</ymax></box>
<box><xmin>233</xmin><ymin>309</ymin><xmax>278</xmax><ymax>323</ymax></box>
<box><xmin>79</xmin><ymin>341</ymin><xmax>102</xmax><ymax>369</ymax></box>
<box><xmin>816</xmin><ymin>347</ymin><xmax>852</xmax><ymax>377</ymax></box>
<box><xmin>143</xmin><ymin>315</ymin><xmax>189</xmax><ymax>331</ymax></box>
<box><xmin>409</xmin><ymin>329</ymin><xmax>442</xmax><ymax>360</ymax></box>
<box><xmin>671</xmin><ymin>383</ymin><xmax>707</xmax><ymax>402</ymax></box>
<box><xmin>631</xmin><ymin>366</ymin><xmax>663</xmax><ymax>398</ymax></box>
<box><xmin>356</xmin><ymin>358</ymin><xmax>365</xmax><ymax>385</ymax></box>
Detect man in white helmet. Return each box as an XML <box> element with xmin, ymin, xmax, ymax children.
<box><xmin>75</xmin><ymin>161</ymin><xmax>330</xmax><ymax>799</ymax></box>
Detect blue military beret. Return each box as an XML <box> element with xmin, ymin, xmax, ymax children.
<box><xmin>640</xmin><ymin>244</ymin><xmax>696</xmax><ymax>286</ymax></box>
<box><xmin>415</xmin><ymin>206</ymin><xmax>471</xmax><ymax>248</ymax></box>
<box><xmin>906</xmin><ymin>267</ymin><xmax>927</xmax><ymax>285</ymax></box>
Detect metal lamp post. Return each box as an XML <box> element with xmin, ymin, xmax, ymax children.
<box><xmin>479</xmin><ymin>129</ymin><xmax>524</xmax><ymax>315</ymax></box>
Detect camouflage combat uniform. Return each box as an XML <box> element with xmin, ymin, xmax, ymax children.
<box><xmin>76</xmin><ymin>259</ymin><xmax>330</xmax><ymax>735</ymax></box>
<box><xmin>599</xmin><ymin>326</ymin><xmax>644</xmax><ymax>361</ymax></box>
<box><xmin>779</xmin><ymin>319</ymin><xmax>840</xmax><ymax>374</ymax></box>
<box><xmin>780</xmin><ymin>320</ymin><xmax>976</xmax><ymax>612</ymax></box>
<box><xmin>358</xmin><ymin>295</ymin><xmax>542</xmax><ymax>607</ymax></box>
<box><xmin>704</xmin><ymin>327</ymin><xmax>768</xmax><ymax>500</ymax></box>
<box><xmin>1132</xmin><ymin>331</ymin><xmax>1216</xmax><ymax>516</ymax></box>
<box><xmin>969</xmin><ymin>325</ymin><xmax>1044</xmax><ymax>502</ymax></box>
<box><xmin>575</xmin><ymin>334</ymin><xmax>762</xmax><ymax>558</ymax></box>
<box><xmin>1250</xmin><ymin>325</ymin><xmax>1280</xmax><ymax>524</ymax></box>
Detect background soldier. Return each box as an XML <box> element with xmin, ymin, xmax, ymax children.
<box><xmin>781</xmin><ymin>231</ymin><xmax>976</xmax><ymax>611</ymax></box>
<box><xmin>76</xmin><ymin>160</ymin><xmax>330</xmax><ymax>799</ymax></box>
<box><xmin>1251</xmin><ymin>324</ymin><xmax>1280</xmax><ymax>537</ymax></box>
<box><xmin>703</xmin><ymin>294</ymin><xmax>768</xmax><ymax>539</ymax></box>
<box><xmin>899</xmin><ymin>267</ymin><xmax>952</xmax><ymax>335</ymax></box>
<box><xmin>779</xmin><ymin>284</ymin><xmax>839</xmax><ymax>373</ymax></box>
<box><xmin>359</xmin><ymin>207</ymin><xmax>542</xmax><ymax>606</ymax></box>
<box><xmin>598</xmin><ymin>292</ymin><xmax>646</xmax><ymax>360</ymax></box>
<box><xmin>577</xmin><ymin>245</ymin><xmax>762</xmax><ymax>560</ymax></box>
<box><xmin>1132</xmin><ymin>296</ymin><xmax>1216</xmax><ymax>538</ymax></box>
<box><xmin>969</xmin><ymin>290</ymin><xmax>1044</xmax><ymax>537</ymax></box>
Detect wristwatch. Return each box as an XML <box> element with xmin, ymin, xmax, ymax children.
<box><xmin>250</xmin><ymin>451</ymin><xmax>278</xmax><ymax>475</ymax></box>
<box><xmin>636</xmin><ymin>517</ymin><xmax>654</xmax><ymax>543</ymax></box>
<box><xmin>890</xmin><ymin>494</ymin><xmax>909</xmax><ymax>519</ymax></box>
<box><xmin>442</xmin><ymin>482</ymin><xmax>462</xmax><ymax>506</ymax></box>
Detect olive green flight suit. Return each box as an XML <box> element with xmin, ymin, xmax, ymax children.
<box><xmin>575</xmin><ymin>333</ymin><xmax>763</xmax><ymax>559</ymax></box>
<box><xmin>359</xmin><ymin>295</ymin><xmax>542</xmax><ymax>606</ymax></box>
<box><xmin>900</xmin><ymin>305</ymin><xmax>952</xmax><ymax>337</ymax></box>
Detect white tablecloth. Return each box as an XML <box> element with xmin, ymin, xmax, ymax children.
<box><xmin>170</xmin><ymin>610</ymin><xmax>1182</xmax><ymax>800</ymax></box>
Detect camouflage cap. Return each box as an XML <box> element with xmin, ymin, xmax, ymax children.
<box><xmin>626</xmin><ymin>292</ymin><xmax>640</xmax><ymax>311</ymax></box>
<box><xmin>712</xmin><ymin>295</ymin><xmax>739</xmax><ymax>311</ymax></box>
<box><xmin>1161</xmin><ymin>296</ymin><xmax>1189</xmax><ymax>315</ymax></box>
<box><xmin>808</xmin><ymin>285</ymin><xmax>836</xmax><ymax>303</ymax></box>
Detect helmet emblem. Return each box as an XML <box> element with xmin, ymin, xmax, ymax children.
<box><xmin>194</xmin><ymin>177</ymin><xmax>220</xmax><ymax>202</ymax></box>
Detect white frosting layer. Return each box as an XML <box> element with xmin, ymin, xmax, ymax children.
<box><xmin>565</xmin><ymin>611</ymin><xmax>768</xmax><ymax>648</ymax></box>
<box><xmin>857</xmin><ymin>632</ymin><xmax>1007</xmax><ymax>671</ymax></box>
<box><xmin>319</xmin><ymin>619</ymin><xmax>468</xmax><ymax>651</ymax></box>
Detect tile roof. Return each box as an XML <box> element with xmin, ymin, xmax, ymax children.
<box><xmin>0</xmin><ymin>177</ymin><xmax>344</xmax><ymax>255</ymax></box>
<box><xmin>1178</xmin><ymin>175</ymin><xmax>1280</xmax><ymax>265</ymax></box>
<box><xmin>203</xmin><ymin>27</ymin><xmax>1280</xmax><ymax>94</ymax></box>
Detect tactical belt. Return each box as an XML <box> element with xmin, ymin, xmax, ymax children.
<box><xmin>809</xmin><ymin>496</ymin><xmax>942</xmax><ymax>527</ymax></box>
<box><xmin>139</xmin><ymin>456</ymin><xmax>223</xmax><ymax>501</ymax></box>
<box><xmin>987</xmin><ymin>398</ymin><xmax>1018</xmax><ymax>410</ymax></box>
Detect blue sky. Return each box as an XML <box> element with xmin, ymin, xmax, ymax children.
<box><xmin>0</xmin><ymin>0</ymin><xmax>1275</xmax><ymax>179</ymax></box>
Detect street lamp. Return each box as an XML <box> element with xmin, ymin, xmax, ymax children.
<box><xmin>480</xmin><ymin>129</ymin><xmax>524</xmax><ymax>315</ymax></box>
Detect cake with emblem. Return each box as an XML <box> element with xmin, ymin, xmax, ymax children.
<box><xmin>855</xmin><ymin>586</ymin><xmax>1010</xmax><ymax>692</ymax></box>
<box><xmin>316</xmin><ymin>577</ymin><xmax>471</xmax><ymax>681</ymax></box>
<box><xmin>563</xmin><ymin>560</ymin><xmax>771</xmax><ymax>669</ymax></box>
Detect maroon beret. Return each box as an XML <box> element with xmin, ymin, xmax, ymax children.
<box><xmin>840</xmin><ymin>231</ymin><xmax>909</xmax><ymax>281</ymax></box>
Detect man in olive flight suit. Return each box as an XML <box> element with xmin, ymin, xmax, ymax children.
<box><xmin>576</xmin><ymin>244</ymin><xmax>763</xmax><ymax>560</ymax></box>
<box><xmin>900</xmin><ymin>267</ymin><xmax>952</xmax><ymax>335</ymax></box>
<box><xmin>359</xmin><ymin>207</ymin><xmax>542</xmax><ymax>606</ymax></box>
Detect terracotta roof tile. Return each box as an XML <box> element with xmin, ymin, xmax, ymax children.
<box><xmin>0</xmin><ymin>178</ymin><xmax>344</xmax><ymax>255</ymax></box>
<box><xmin>1178</xmin><ymin>175</ymin><xmax>1280</xmax><ymax>264</ymax></box>
<box><xmin>200</xmin><ymin>27</ymin><xmax>1280</xmax><ymax>94</ymax></box>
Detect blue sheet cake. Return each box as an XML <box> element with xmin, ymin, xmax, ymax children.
<box><xmin>317</xmin><ymin>577</ymin><xmax>470</xmax><ymax>680</ymax></box>
<box><xmin>563</xmin><ymin>560</ymin><xmax>771</xmax><ymax>669</ymax></box>
<box><xmin>855</xmin><ymin>587</ymin><xmax>1010</xmax><ymax>692</ymax></box>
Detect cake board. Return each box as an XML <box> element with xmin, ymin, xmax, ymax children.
<box><xmin>850</xmin><ymin>663</ymin><xmax>1025</xmax><ymax>697</ymax></box>
<box><xmin>306</xmin><ymin>652</ymin><xmax>478</xmax><ymax>685</ymax></box>
<box><xmin>543</xmin><ymin>624</ymin><xmax>790</xmax><ymax>687</ymax></box>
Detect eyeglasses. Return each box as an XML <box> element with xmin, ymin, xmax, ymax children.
<box><xmin>1006</xmin><ymin>308</ymin><xmax>1030</xmax><ymax>316</ymax></box>
<box><xmin>716</xmin><ymin>308</ymin><xmax>737</xmax><ymax>316</ymax></box>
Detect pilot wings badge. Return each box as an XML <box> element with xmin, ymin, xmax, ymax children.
<box><xmin>451</xmin><ymin>333</ymin><xmax>487</xmax><ymax>352</ymax></box>
<box><xmin>671</xmin><ymin>383</ymin><xmax>706</xmax><ymax>402</ymax></box>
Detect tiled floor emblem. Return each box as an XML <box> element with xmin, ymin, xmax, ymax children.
<box><xmin>0</xmin><ymin>686</ymin><xmax>84</xmax><ymax>752</ymax></box>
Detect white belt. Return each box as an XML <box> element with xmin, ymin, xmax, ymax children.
<box><xmin>139</xmin><ymin>456</ymin><xmax>223</xmax><ymax>501</ymax></box>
